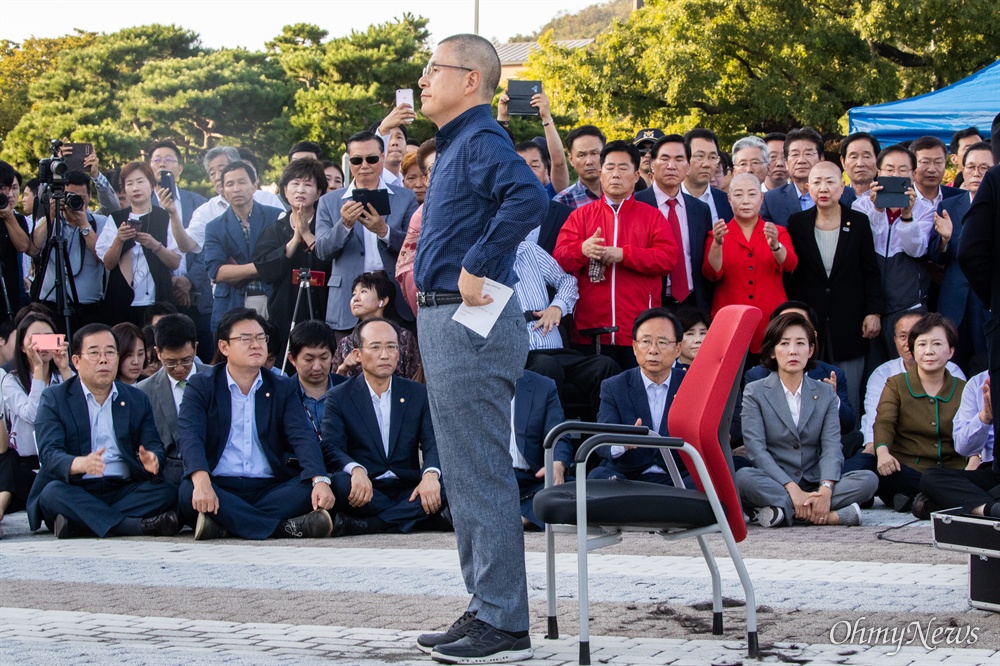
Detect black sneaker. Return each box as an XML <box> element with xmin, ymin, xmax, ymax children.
<box><xmin>416</xmin><ymin>611</ymin><xmax>477</xmax><ymax>654</ymax></box>
<box><xmin>194</xmin><ymin>512</ymin><xmax>228</xmax><ymax>541</ymax></box>
<box><xmin>283</xmin><ymin>509</ymin><xmax>333</xmax><ymax>538</ymax></box>
<box><xmin>892</xmin><ymin>493</ymin><xmax>914</xmax><ymax>513</ymax></box>
<box><xmin>53</xmin><ymin>514</ymin><xmax>82</xmax><ymax>539</ymax></box>
<box><xmin>430</xmin><ymin>619</ymin><xmax>532</xmax><ymax>664</ymax></box>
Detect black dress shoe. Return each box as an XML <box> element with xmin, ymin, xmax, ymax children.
<box><xmin>331</xmin><ymin>512</ymin><xmax>369</xmax><ymax>537</ymax></box>
<box><xmin>911</xmin><ymin>493</ymin><xmax>939</xmax><ymax>520</ymax></box>
<box><xmin>283</xmin><ymin>509</ymin><xmax>334</xmax><ymax>538</ymax></box>
<box><xmin>194</xmin><ymin>512</ymin><xmax>228</xmax><ymax>541</ymax></box>
<box><xmin>53</xmin><ymin>514</ymin><xmax>82</xmax><ymax>539</ymax></box>
<box><xmin>141</xmin><ymin>511</ymin><xmax>181</xmax><ymax>536</ymax></box>
<box><xmin>416</xmin><ymin>611</ymin><xmax>477</xmax><ymax>654</ymax></box>
<box><xmin>434</xmin><ymin>505</ymin><xmax>454</xmax><ymax>532</ymax></box>
<box><xmin>430</xmin><ymin>618</ymin><xmax>532</xmax><ymax>664</ymax></box>
<box><xmin>892</xmin><ymin>493</ymin><xmax>915</xmax><ymax>513</ymax></box>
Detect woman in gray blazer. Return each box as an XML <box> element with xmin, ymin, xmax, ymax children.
<box><xmin>736</xmin><ymin>313</ymin><xmax>878</xmax><ymax>527</ymax></box>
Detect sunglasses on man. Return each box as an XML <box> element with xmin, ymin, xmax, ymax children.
<box><xmin>349</xmin><ymin>155</ymin><xmax>381</xmax><ymax>166</ymax></box>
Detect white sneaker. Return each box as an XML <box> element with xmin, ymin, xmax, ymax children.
<box><xmin>754</xmin><ymin>506</ymin><xmax>785</xmax><ymax>528</ymax></box>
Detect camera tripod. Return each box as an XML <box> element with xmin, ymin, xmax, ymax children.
<box><xmin>0</xmin><ymin>256</ymin><xmax>14</xmax><ymax>322</ymax></box>
<box><xmin>281</xmin><ymin>267</ymin><xmax>318</xmax><ymax>375</ymax></box>
<box><xmin>36</xmin><ymin>188</ymin><xmax>82</xmax><ymax>338</ymax></box>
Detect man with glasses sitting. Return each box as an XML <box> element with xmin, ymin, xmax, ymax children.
<box><xmin>315</xmin><ymin>130</ymin><xmax>418</xmax><ymax>341</ymax></box>
<box><xmin>176</xmin><ymin>308</ymin><xmax>335</xmax><ymax>540</ymax></box>
<box><xmin>587</xmin><ymin>308</ymin><xmax>693</xmax><ymax>486</ymax></box>
<box><xmin>137</xmin><ymin>314</ymin><xmax>211</xmax><ymax>485</ymax></box>
<box><xmin>27</xmin><ymin>323</ymin><xmax>180</xmax><ymax>538</ymax></box>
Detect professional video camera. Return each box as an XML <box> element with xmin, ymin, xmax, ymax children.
<box><xmin>38</xmin><ymin>139</ymin><xmax>69</xmax><ymax>186</ymax></box>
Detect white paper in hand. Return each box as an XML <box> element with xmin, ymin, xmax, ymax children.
<box><xmin>451</xmin><ymin>278</ymin><xmax>514</xmax><ymax>338</ymax></box>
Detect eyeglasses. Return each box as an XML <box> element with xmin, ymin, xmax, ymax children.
<box><xmin>150</xmin><ymin>157</ymin><xmax>178</xmax><ymax>166</ymax></box>
<box><xmin>349</xmin><ymin>155</ymin><xmax>381</xmax><ymax>166</ymax></box>
<box><xmin>227</xmin><ymin>334</ymin><xmax>268</xmax><ymax>345</ymax></box>
<box><xmin>787</xmin><ymin>150</ymin><xmax>819</xmax><ymax>160</ymax></box>
<box><xmin>363</xmin><ymin>343</ymin><xmax>400</xmax><ymax>353</ymax></box>
<box><xmin>422</xmin><ymin>62</ymin><xmax>473</xmax><ymax>78</ymax></box>
<box><xmin>636</xmin><ymin>339</ymin><xmax>678</xmax><ymax>350</ymax></box>
<box><xmin>963</xmin><ymin>164</ymin><xmax>991</xmax><ymax>175</ymax></box>
<box><xmin>636</xmin><ymin>146</ymin><xmax>652</xmax><ymax>156</ymax></box>
<box><xmin>692</xmin><ymin>153</ymin><xmax>720</xmax><ymax>163</ymax></box>
<box><xmin>81</xmin><ymin>349</ymin><xmax>119</xmax><ymax>360</ymax></box>
<box><xmin>161</xmin><ymin>357</ymin><xmax>195</xmax><ymax>369</ymax></box>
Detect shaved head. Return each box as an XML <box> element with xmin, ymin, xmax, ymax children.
<box><xmin>439</xmin><ymin>33</ymin><xmax>501</xmax><ymax>101</ymax></box>
<box><xmin>729</xmin><ymin>172</ymin><xmax>761</xmax><ymax>190</ymax></box>
<box><xmin>810</xmin><ymin>161</ymin><xmax>842</xmax><ymax>179</ymax></box>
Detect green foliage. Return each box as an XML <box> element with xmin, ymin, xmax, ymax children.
<box><xmin>509</xmin><ymin>0</ymin><xmax>631</xmax><ymax>41</ymax></box>
<box><xmin>525</xmin><ymin>0</ymin><xmax>1000</xmax><ymax>146</ymax></box>
<box><xmin>0</xmin><ymin>17</ymin><xmax>434</xmax><ymax>187</ymax></box>
<box><xmin>274</xmin><ymin>14</ymin><xmax>433</xmax><ymax>175</ymax></box>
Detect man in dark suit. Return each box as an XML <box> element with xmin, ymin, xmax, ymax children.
<box><xmin>959</xmin><ymin>111</ymin><xmax>1000</xmax><ymax>489</ymax></box>
<box><xmin>177</xmin><ymin>308</ymin><xmax>335</xmax><ymax>540</ymax></box>
<box><xmin>761</xmin><ymin>127</ymin><xmax>855</xmax><ymax>227</ymax></box>
<box><xmin>137</xmin><ymin>314</ymin><xmax>211</xmax><ymax>485</ymax></box>
<box><xmin>931</xmin><ymin>142</ymin><xmax>995</xmax><ymax>369</ymax></box>
<box><xmin>589</xmin><ymin>308</ymin><xmax>690</xmax><ymax>485</ymax></box>
<box><xmin>27</xmin><ymin>323</ymin><xmax>179</xmax><ymax>538</ymax></box>
<box><xmin>681</xmin><ymin>129</ymin><xmax>733</xmax><ymax>223</ymax></box>
<box><xmin>321</xmin><ymin>318</ymin><xmax>445</xmax><ymax>534</ymax></box>
<box><xmin>510</xmin><ymin>371</ymin><xmax>573</xmax><ymax>529</ymax></box>
<box><xmin>635</xmin><ymin>134</ymin><xmax>714</xmax><ymax>313</ymax></box>
<box><xmin>314</xmin><ymin>130</ymin><xmax>418</xmax><ymax>338</ymax></box>
<box><xmin>911</xmin><ymin>136</ymin><xmax>964</xmax><ymax>208</ymax></box>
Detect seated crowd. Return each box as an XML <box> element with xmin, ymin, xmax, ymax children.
<box><xmin>0</xmin><ymin>93</ymin><xmax>997</xmax><ymax>540</ymax></box>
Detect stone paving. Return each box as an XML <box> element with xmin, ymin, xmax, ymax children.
<box><xmin>1</xmin><ymin>505</ymin><xmax>997</xmax><ymax>665</ymax></box>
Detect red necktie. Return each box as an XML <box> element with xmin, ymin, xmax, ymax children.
<box><xmin>665</xmin><ymin>198</ymin><xmax>690</xmax><ymax>302</ymax></box>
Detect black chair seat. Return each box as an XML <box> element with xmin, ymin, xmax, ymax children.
<box><xmin>533</xmin><ymin>479</ymin><xmax>719</xmax><ymax>529</ymax></box>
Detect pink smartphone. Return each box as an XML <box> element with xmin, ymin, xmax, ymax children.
<box><xmin>32</xmin><ymin>333</ymin><xmax>65</xmax><ymax>352</ymax></box>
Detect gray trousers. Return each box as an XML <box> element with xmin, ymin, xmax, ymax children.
<box><xmin>735</xmin><ymin>467</ymin><xmax>878</xmax><ymax>526</ymax></box>
<box><xmin>418</xmin><ymin>298</ymin><xmax>530</xmax><ymax>632</ymax></box>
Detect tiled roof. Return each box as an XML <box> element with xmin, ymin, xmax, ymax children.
<box><xmin>495</xmin><ymin>40</ymin><xmax>594</xmax><ymax>65</ymax></box>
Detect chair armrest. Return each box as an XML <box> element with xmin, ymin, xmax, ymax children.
<box><xmin>574</xmin><ymin>433</ymin><xmax>685</xmax><ymax>464</ymax></box>
<box><xmin>578</xmin><ymin>326</ymin><xmax>618</xmax><ymax>338</ymax></box>
<box><xmin>543</xmin><ymin>420</ymin><xmax>649</xmax><ymax>450</ymax></box>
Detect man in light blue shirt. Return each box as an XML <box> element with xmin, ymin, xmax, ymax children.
<box><xmin>177</xmin><ymin>308</ymin><xmax>335</xmax><ymax>541</ymax></box>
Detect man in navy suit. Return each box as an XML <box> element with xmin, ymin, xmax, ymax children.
<box><xmin>314</xmin><ymin>130</ymin><xmax>418</xmax><ymax>338</ymax></box>
<box><xmin>930</xmin><ymin>142</ymin><xmax>995</xmax><ymax>368</ymax></box>
<box><xmin>681</xmin><ymin>129</ymin><xmax>733</xmax><ymax>223</ymax></box>
<box><xmin>27</xmin><ymin>324</ymin><xmax>179</xmax><ymax>538</ymax></box>
<box><xmin>202</xmin><ymin>161</ymin><xmax>283</xmax><ymax>332</ymax></box>
<box><xmin>911</xmin><ymin>136</ymin><xmax>964</xmax><ymax>210</ymax></box>
<box><xmin>321</xmin><ymin>317</ymin><xmax>446</xmax><ymax>535</ymax></box>
<box><xmin>509</xmin><ymin>371</ymin><xmax>573</xmax><ymax>529</ymax></box>
<box><xmin>589</xmin><ymin>308</ymin><xmax>691</xmax><ymax>485</ymax></box>
<box><xmin>635</xmin><ymin>134</ymin><xmax>714</xmax><ymax>313</ymax></box>
<box><xmin>177</xmin><ymin>308</ymin><xmax>335</xmax><ymax>540</ymax></box>
<box><xmin>762</xmin><ymin>127</ymin><xmax>855</xmax><ymax>227</ymax></box>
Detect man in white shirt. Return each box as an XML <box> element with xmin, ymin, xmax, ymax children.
<box><xmin>137</xmin><ymin>314</ymin><xmax>210</xmax><ymax>485</ymax></box>
<box><xmin>681</xmin><ymin>128</ymin><xmax>733</xmax><ymax>222</ymax></box>
<box><xmin>320</xmin><ymin>318</ymin><xmax>446</xmax><ymax>535</ymax></box>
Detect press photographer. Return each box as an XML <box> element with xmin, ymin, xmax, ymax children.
<box><xmin>0</xmin><ymin>160</ymin><xmax>31</xmax><ymax>324</ymax></box>
<box><xmin>29</xmin><ymin>170</ymin><xmax>109</xmax><ymax>331</ymax></box>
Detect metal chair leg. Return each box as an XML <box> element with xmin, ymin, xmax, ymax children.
<box><xmin>576</xmin><ymin>473</ymin><xmax>591</xmax><ymax>665</ymax></box>
<box><xmin>696</xmin><ymin>535</ymin><xmax>724</xmax><ymax>635</ymax></box>
<box><xmin>545</xmin><ymin>524</ymin><xmax>559</xmax><ymax>639</ymax></box>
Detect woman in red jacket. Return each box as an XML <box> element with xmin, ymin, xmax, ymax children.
<box><xmin>703</xmin><ymin>173</ymin><xmax>797</xmax><ymax>353</ymax></box>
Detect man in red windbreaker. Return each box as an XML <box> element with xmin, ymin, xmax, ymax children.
<box><xmin>554</xmin><ymin>140</ymin><xmax>679</xmax><ymax>370</ymax></box>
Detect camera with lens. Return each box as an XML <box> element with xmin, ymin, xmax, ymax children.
<box><xmin>38</xmin><ymin>139</ymin><xmax>69</xmax><ymax>187</ymax></box>
<box><xmin>64</xmin><ymin>192</ymin><xmax>85</xmax><ymax>212</ymax></box>
<box><xmin>0</xmin><ymin>192</ymin><xmax>8</xmax><ymax>209</ymax></box>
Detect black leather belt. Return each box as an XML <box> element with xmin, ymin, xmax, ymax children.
<box><xmin>417</xmin><ymin>291</ymin><xmax>463</xmax><ymax>307</ymax></box>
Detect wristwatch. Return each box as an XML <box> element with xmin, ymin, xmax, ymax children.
<box><xmin>80</xmin><ymin>226</ymin><xmax>91</xmax><ymax>236</ymax></box>
<box><xmin>770</xmin><ymin>242</ymin><xmax>782</xmax><ymax>252</ymax></box>
<box><xmin>820</xmin><ymin>481</ymin><xmax>835</xmax><ymax>490</ymax></box>
<box><xmin>312</xmin><ymin>476</ymin><xmax>331</xmax><ymax>487</ymax></box>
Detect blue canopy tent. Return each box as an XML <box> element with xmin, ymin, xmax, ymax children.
<box><xmin>848</xmin><ymin>60</ymin><xmax>999</xmax><ymax>145</ymax></box>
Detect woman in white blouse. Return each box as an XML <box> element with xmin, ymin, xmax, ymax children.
<box><xmin>0</xmin><ymin>310</ymin><xmax>74</xmax><ymax>523</ymax></box>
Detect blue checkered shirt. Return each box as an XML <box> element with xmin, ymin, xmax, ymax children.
<box><xmin>553</xmin><ymin>180</ymin><xmax>601</xmax><ymax>211</ymax></box>
<box><xmin>414</xmin><ymin>105</ymin><xmax>549</xmax><ymax>292</ymax></box>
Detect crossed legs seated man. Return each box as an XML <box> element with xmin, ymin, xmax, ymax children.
<box><xmin>322</xmin><ymin>318</ymin><xmax>448</xmax><ymax>535</ymax></box>
<box><xmin>27</xmin><ymin>323</ymin><xmax>179</xmax><ymax>538</ymax></box>
<box><xmin>176</xmin><ymin>308</ymin><xmax>336</xmax><ymax>540</ymax></box>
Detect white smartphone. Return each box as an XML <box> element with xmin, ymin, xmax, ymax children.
<box><xmin>395</xmin><ymin>88</ymin><xmax>414</xmax><ymax>109</ymax></box>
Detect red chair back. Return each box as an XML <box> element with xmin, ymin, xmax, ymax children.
<box><xmin>668</xmin><ymin>305</ymin><xmax>761</xmax><ymax>542</ymax></box>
